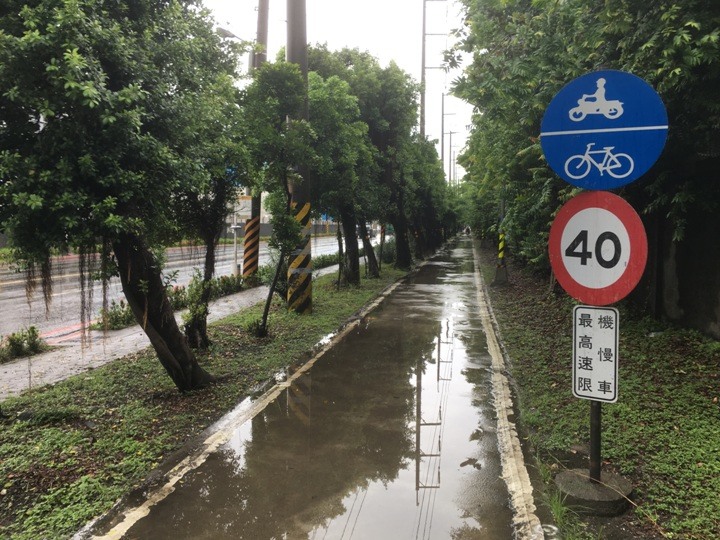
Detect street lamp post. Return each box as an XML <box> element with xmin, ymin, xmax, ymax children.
<box><xmin>441</xmin><ymin>93</ymin><xmax>456</xmax><ymax>180</ymax></box>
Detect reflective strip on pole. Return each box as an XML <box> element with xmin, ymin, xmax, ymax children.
<box><xmin>288</xmin><ymin>202</ymin><xmax>312</xmax><ymax>314</ymax></box>
<box><xmin>242</xmin><ymin>216</ymin><xmax>260</xmax><ymax>278</ymax></box>
<box><xmin>498</xmin><ymin>231</ymin><xmax>506</xmax><ymax>266</ymax></box>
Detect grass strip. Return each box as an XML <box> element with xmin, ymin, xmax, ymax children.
<box><xmin>0</xmin><ymin>268</ymin><xmax>405</xmax><ymax>540</ymax></box>
<box><xmin>477</xmin><ymin>247</ymin><xmax>720</xmax><ymax>539</ymax></box>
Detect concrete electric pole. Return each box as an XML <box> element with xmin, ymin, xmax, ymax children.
<box><xmin>286</xmin><ymin>0</ymin><xmax>312</xmax><ymax>314</ymax></box>
<box><xmin>243</xmin><ymin>0</ymin><xmax>270</xmax><ymax>280</ymax></box>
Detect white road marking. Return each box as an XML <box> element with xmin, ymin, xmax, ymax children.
<box><xmin>472</xmin><ymin>243</ymin><xmax>544</xmax><ymax>539</ymax></box>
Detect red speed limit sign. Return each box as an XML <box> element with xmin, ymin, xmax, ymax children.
<box><xmin>549</xmin><ymin>191</ymin><xmax>647</xmax><ymax>306</ymax></box>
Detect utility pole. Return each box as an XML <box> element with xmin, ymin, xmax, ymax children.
<box><xmin>441</xmin><ymin>93</ymin><xmax>456</xmax><ymax>182</ymax></box>
<box><xmin>286</xmin><ymin>0</ymin><xmax>312</xmax><ymax>314</ymax></box>
<box><xmin>243</xmin><ymin>0</ymin><xmax>270</xmax><ymax>280</ymax></box>
<box><xmin>440</xmin><ymin>92</ymin><xmax>444</xmax><ymax>164</ymax></box>
<box><xmin>447</xmin><ymin>130</ymin><xmax>456</xmax><ymax>183</ymax></box>
<box><xmin>420</xmin><ymin>0</ymin><xmax>447</xmax><ymax>138</ymax></box>
<box><xmin>420</xmin><ymin>0</ymin><xmax>427</xmax><ymax>138</ymax></box>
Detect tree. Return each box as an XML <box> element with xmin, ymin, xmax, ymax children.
<box><xmin>240</xmin><ymin>61</ymin><xmax>315</xmax><ymax>334</ymax></box>
<box><xmin>307</xmin><ymin>72</ymin><xmax>375</xmax><ymax>285</ymax></box>
<box><xmin>452</xmin><ymin>0</ymin><xmax>720</xmax><ymax>334</ymax></box>
<box><xmin>401</xmin><ymin>134</ymin><xmax>449</xmax><ymax>258</ymax></box>
<box><xmin>451</xmin><ymin>0</ymin><xmax>604</xmax><ymax>266</ymax></box>
<box><xmin>308</xmin><ymin>47</ymin><xmax>420</xmax><ymax>270</ymax></box>
<box><xmin>174</xmin><ymin>77</ymin><xmax>249</xmax><ymax>350</ymax></box>
<box><xmin>0</xmin><ymin>0</ymin><xmax>243</xmax><ymax>390</ymax></box>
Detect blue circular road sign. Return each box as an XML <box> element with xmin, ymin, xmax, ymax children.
<box><xmin>541</xmin><ymin>70</ymin><xmax>668</xmax><ymax>189</ymax></box>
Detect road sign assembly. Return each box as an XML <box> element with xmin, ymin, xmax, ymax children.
<box><xmin>540</xmin><ymin>70</ymin><xmax>668</xmax><ymax>190</ymax></box>
<box><xmin>548</xmin><ymin>191</ymin><xmax>648</xmax><ymax>306</ymax></box>
<box><xmin>541</xmin><ymin>70</ymin><xmax>667</xmax><ymax>488</ymax></box>
<box><xmin>572</xmin><ymin>305</ymin><xmax>619</xmax><ymax>403</ymax></box>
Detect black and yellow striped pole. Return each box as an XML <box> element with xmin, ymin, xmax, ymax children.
<box><xmin>498</xmin><ymin>231</ymin><xmax>506</xmax><ymax>265</ymax></box>
<box><xmin>243</xmin><ymin>0</ymin><xmax>268</xmax><ymax>279</ymax></box>
<box><xmin>242</xmin><ymin>204</ymin><xmax>260</xmax><ymax>279</ymax></box>
<box><xmin>493</xmin><ymin>230</ymin><xmax>509</xmax><ymax>284</ymax></box>
<box><xmin>287</xmin><ymin>201</ymin><xmax>313</xmax><ymax>313</ymax></box>
<box><xmin>286</xmin><ymin>0</ymin><xmax>311</xmax><ymax>314</ymax></box>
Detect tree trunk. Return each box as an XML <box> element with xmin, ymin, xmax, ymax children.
<box><xmin>390</xmin><ymin>215</ymin><xmax>413</xmax><ymax>270</ymax></box>
<box><xmin>113</xmin><ymin>234</ymin><xmax>214</xmax><ymax>391</ymax></box>
<box><xmin>357</xmin><ymin>219</ymin><xmax>379</xmax><ymax>278</ymax></box>
<box><xmin>378</xmin><ymin>225</ymin><xmax>386</xmax><ymax>272</ymax></box>
<box><xmin>184</xmin><ymin>236</ymin><xmax>215</xmax><ymax>350</ymax></box>
<box><xmin>258</xmin><ymin>249</ymin><xmax>287</xmax><ymax>336</ymax></box>
<box><xmin>339</xmin><ymin>204</ymin><xmax>361</xmax><ymax>285</ymax></box>
<box><xmin>336</xmin><ymin>223</ymin><xmax>345</xmax><ymax>287</ymax></box>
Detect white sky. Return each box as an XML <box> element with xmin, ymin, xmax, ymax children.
<box><xmin>203</xmin><ymin>0</ymin><xmax>473</xmax><ymax>182</ymax></box>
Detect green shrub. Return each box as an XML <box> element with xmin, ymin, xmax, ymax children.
<box><xmin>166</xmin><ymin>284</ymin><xmax>188</xmax><ymax>310</ymax></box>
<box><xmin>379</xmin><ymin>238</ymin><xmax>397</xmax><ymax>264</ymax></box>
<box><xmin>95</xmin><ymin>300</ymin><xmax>136</xmax><ymax>330</ymax></box>
<box><xmin>312</xmin><ymin>252</ymin><xmax>340</xmax><ymax>269</ymax></box>
<box><xmin>214</xmin><ymin>274</ymin><xmax>244</xmax><ymax>297</ymax></box>
<box><xmin>0</xmin><ymin>326</ymin><xmax>47</xmax><ymax>362</ymax></box>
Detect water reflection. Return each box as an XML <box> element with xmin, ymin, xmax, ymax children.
<box><xmin>122</xmin><ymin>239</ymin><xmax>514</xmax><ymax>539</ymax></box>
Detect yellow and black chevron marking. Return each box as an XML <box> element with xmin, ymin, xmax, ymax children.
<box><xmin>497</xmin><ymin>231</ymin><xmax>506</xmax><ymax>267</ymax></box>
<box><xmin>242</xmin><ymin>216</ymin><xmax>260</xmax><ymax>278</ymax></box>
<box><xmin>288</xmin><ymin>202</ymin><xmax>313</xmax><ymax>314</ymax></box>
<box><xmin>287</xmin><ymin>367</ymin><xmax>312</xmax><ymax>426</ymax></box>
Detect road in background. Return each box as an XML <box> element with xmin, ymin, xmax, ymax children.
<box><xmin>0</xmin><ymin>236</ymin><xmax>344</xmax><ymax>340</ymax></box>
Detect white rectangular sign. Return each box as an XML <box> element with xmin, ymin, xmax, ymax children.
<box><xmin>572</xmin><ymin>305</ymin><xmax>619</xmax><ymax>403</ymax></box>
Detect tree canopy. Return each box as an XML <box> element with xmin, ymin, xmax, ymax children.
<box><xmin>0</xmin><ymin>0</ymin><xmax>246</xmax><ymax>390</ymax></box>
<box><xmin>0</xmin><ymin>2</ymin><xmax>458</xmax><ymax>390</ymax></box>
<box><xmin>452</xmin><ymin>0</ymin><xmax>720</xmax><ymax>266</ymax></box>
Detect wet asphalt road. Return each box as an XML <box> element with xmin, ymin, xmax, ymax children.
<box><xmin>0</xmin><ymin>236</ymin><xmax>343</xmax><ymax>340</ymax></box>
<box><xmin>84</xmin><ymin>238</ymin><xmax>544</xmax><ymax>540</ymax></box>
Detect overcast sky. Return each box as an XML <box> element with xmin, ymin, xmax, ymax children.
<box><xmin>203</xmin><ymin>0</ymin><xmax>473</xmax><ymax>180</ymax></box>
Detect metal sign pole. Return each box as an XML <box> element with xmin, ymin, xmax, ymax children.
<box><xmin>590</xmin><ymin>400</ymin><xmax>602</xmax><ymax>483</ymax></box>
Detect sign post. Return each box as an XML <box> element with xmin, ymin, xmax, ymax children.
<box><xmin>542</xmin><ymin>70</ymin><xmax>667</xmax><ymax>493</ymax></box>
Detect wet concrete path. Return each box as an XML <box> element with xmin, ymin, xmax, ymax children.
<box><xmin>89</xmin><ymin>239</ymin><xmax>540</xmax><ymax>539</ymax></box>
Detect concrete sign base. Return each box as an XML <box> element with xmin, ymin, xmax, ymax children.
<box><xmin>554</xmin><ymin>469</ymin><xmax>633</xmax><ymax>517</ymax></box>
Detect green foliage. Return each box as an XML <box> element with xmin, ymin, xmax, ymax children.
<box><xmin>379</xmin><ymin>238</ymin><xmax>398</xmax><ymax>265</ymax></box>
<box><xmin>0</xmin><ymin>269</ymin><xmax>405</xmax><ymax>539</ymax></box>
<box><xmin>166</xmin><ymin>285</ymin><xmax>189</xmax><ymax>311</ymax></box>
<box><xmin>93</xmin><ymin>273</ymin><xmax>245</xmax><ymax>331</ymax></box>
<box><xmin>0</xmin><ymin>0</ymin><xmax>250</xmax><ymax>390</ymax></box>
<box><xmin>95</xmin><ymin>300</ymin><xmax>135</xmax><ymax>331</ymax></box>
<box><xmin>0</xmin><ymin>327</ymin><xmax>47</xmax><ymax>362</ymax></box>
<box><xmin>181</xmin><ymin>270</ymin><xmax>211</xmax><ymax>326</ymax></box>
<box><xmin>453</xmin><ymin>0</ymin><xmax>720</xmax><ymax>266</ymax></box>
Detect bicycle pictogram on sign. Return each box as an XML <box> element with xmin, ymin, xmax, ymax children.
<box><xmin>564</xmin><ymin>143</ymin><xmax>634</xmax><ymax>180</ymax></box>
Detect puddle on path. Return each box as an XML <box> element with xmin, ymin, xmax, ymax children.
<box><xmin>114</xmin><ymin>239</ymin><xmax>515</xmax><ymax>539</ymax></box>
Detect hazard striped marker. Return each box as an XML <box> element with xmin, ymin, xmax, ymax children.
<box><xmin>287</xmin><ymin>202</ymin><xmax>313</xmax><ymax>313</ymax></box>
<box><xmin>242</xmin><ymin>215</ymin><xmax>260</xmax><ymax>278</ymax></box>
<box><xmin>493</xmin><ymin>230</ymin><xmax>509</xmax><ymax>284</ymax></box>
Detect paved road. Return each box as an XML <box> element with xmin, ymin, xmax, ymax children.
<box><xmin>0</xmin><ymin>236</ymin><xmax>343</xmax><ymax>341</ymax></box>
